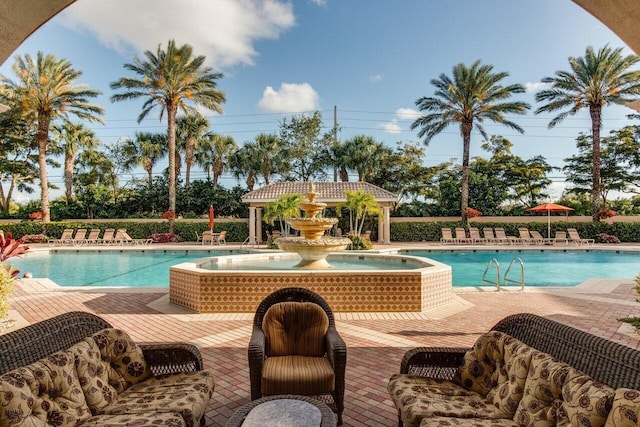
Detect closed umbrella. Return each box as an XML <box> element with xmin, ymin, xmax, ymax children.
<box><xmin>208</xmin><ymin>205</ymin><xmax>215</xmax><ymax>233</ymax></box>
<box><xmin>527</xmin><ymin>203</ymin><xmax>574</xmax><ymax>238</ymax></box>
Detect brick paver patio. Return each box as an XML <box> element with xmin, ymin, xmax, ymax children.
<box><xmin>4</xmin><ymin>244</ymin><xmax>640</xmax><ymax>426</ymax></box>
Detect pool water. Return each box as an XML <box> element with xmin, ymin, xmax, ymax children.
<box><xmin>10</xmin><ymin>250</ymin><xmax>235</xmax><ymax>287</ymax></box>
<box><xmin>407</xmin><ymin>250</ymin><xmax>640</xmax><ymax>287</ymax></box>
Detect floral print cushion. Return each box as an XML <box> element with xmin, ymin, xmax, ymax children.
<box><xmin>453</xmin><ymin>331</ymin><xmax>508</xmax><ymax>396</ymax></box>
<box><xmin>0</xmin><ymin>349</ymin><xmax>92</xmax><ymax>426</ymax></box>
<box><xmin>90</xmin><ymin>328</ymin><xmax>151</xmax><ymax>393</ymax></box>
<box><xmin>79</xmin><ymin>411</ymin><xmax>186</xmax><ymax>426</ymax></box>
<box><xmin>419</xmin><ymin>416</ymin><xmax>519</xmax><ymax>426</ymax></box>
<box><xmin>484</xmin><ymin>335</ymin><xmax>534</xmax><ymax>419</ymax></box>
<box><xmin>100</xmin><ymin>369</ymin><xmax>215</xmax><ymax>427</ymax></box>
<box><xmin>71</xmin><ymin>338</ymin><xmax>120</xmax><ymax>413</ymax></box>
<box><xmin>556</xmin><ymin>374</ymin><xmax>614</xmax><ymax>426</ymax></box>
<box><xmin>605</xmin><ymin>388</ymin><xmax>640</xmax><ymax>426</ymax></box>
<box><xmin>513</xmin><ymin>351</ymin><xmax>582</xmax><ymax>426</ymax></box>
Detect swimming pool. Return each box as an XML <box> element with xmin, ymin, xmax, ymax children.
<box><xmin>10</xmin><ymin>249</ymin><xmax>246</xmax><ymax>287</ymax></box>
<box><xmin>406</xmin><ymin>250</ymin><xmax>640</xmax><ymax>287</ymax></box>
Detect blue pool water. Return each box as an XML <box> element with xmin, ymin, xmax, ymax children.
<box><xmin>407</xmin><ymin>250</ymin><xmax>640</xmax><ymax>287</ymax></box>
<box><xmin>10</xmin><ymin>250</ymin><xmax>236</xmax><ymax>287</ymax></box>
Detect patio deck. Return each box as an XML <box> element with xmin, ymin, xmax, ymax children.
<box><xmin>4</xmin><ymin>243</ymin><xmax>640</xmax><ymax>426</ymax></box>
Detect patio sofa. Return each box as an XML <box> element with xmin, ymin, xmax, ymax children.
<box><xmin>388</xmin><ymin>312</ymin><xmax>640</xmax><ymax>427</ymax></box>
<box><xmin>0</xmin><ymin>311</ymin><xmax>214</xmax><ymax>427</ymax></box>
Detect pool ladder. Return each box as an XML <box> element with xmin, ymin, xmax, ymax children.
<box><xmin>482</xmin><ymin>257</ymin><xmax>525</xmax><ymax>290</ymax></box>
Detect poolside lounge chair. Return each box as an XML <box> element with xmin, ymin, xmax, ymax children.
<box><xmin>567</xmin><ymin>228</ymin><xmax>595</xmax><ymax>246</ymax></box>
<box><xmin>48</xmin><ymin>228</ymin><xmax>74</xmax><ymax>246</ymax></box>
<box><xmin>482</xmin><ymin>227</ymin><xmax>496</xmax><ymax>244</ymax></box>
<box><xmin>468</xmin><ymin>227</ymin><xmax>485</xmax><ymax>244</ymax></box>
<box><xmin>71</xmin><ymin>228</ymin><xmax>88</xmax><ymax>246</ymax></box>
<box><xmin>120</xmin><ymin>230</ymin><xmax>153</xmax><ymax>245</ymax></box>
<box><xmin>440</xmin><ymin>228</ymin><xmax>456</xmax><ymax>244</ymax></box>
<box><xmin>493</xmin><ymin>228</ymin><xmax>514</xmax><ymax>245</ymax></box>
<box><xmin>553</xmin><ymin>230</ymin><xmax>569</xmax><ymax>245</ymax></box>
<box><xmin>85</xmin><ymin>228</ymin><xmax>101</xmax><ymax>245</ymax></box>
<box><xmin>454</xmin><ymin>227</ymin><xmax>471</xmax><ymax>244</ymax></box>
<box><xmin>518</xmin><ymin>227</ymin><xmax>545</xmax><ymax>245</ymax></box>
<box><xmin>530</xmin><ymin>230</ymin><xmax>552</xmax><ymax>245</ymax></box>
<box><xmin>97</xmin><ymin>228</ymin><xmax>116</xmax><ymax>245</ymax></box>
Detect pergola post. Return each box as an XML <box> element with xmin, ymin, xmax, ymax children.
<box><xmin>383</xmin><ymin>206</ymin><xmax>391</xmax><ymax>244</ymax></box>
<box><xmin>256</xmin><ymin>207</ymin><xmax>263</xmax><ymax>244</ymax></box>
<box><xmin>249</xmin><ymin>207</ymin><xmax>256</xmax><ymax>244</ymax></box>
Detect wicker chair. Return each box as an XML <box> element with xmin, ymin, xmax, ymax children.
<box><xmin>248</xmin><ymin>287</ymin><xmax>347</xmax><ymax>424</ymax></box>
<box><xmin>394</xmin><ymin>312</ymin><xmax>640</xmax><ymax>426</ymax></box>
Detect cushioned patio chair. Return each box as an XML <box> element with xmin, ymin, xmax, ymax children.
<box><xmin>248</xmin><ymin>287</ymin><xmax>346</xmax><ymax>424</ymax></box>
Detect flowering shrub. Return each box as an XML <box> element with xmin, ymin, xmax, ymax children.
<box><xmin>464</xmin><ymin>207</ymin><xmax>482</xmax><ymax>218</ymax></box>
<box><xmin>598</xmin><ymin>209</ymin><xmax>617</xmax><ymax>219</ymax></box>
<box><xmin>20</xmin><ymin>234</ymin><xmax>48</xmax><ymax>243</ymax></box>
<box><xmin>596</xmin><ymin>233</ymin><xmax>620</xmax><ymax>244</ymax></box>
<box><xmin>28</xmin><ymin>211</ymin><xmax>43</xmax><ymax>220</ymax></box>
<box><xmin>150</xmin><ymin>233</ymin><xmax>179</xmax><ymax>243</ymax></box>
<box><xmin>161</xmin><ymin>210</ymin><xmax>176</xmax><ymax>220</ymax></box>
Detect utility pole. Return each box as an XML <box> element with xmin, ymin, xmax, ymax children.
<box><xmin>333</xmin><ymin>105</ymin><xmax>338</xmax><ymax>182</ymax></box>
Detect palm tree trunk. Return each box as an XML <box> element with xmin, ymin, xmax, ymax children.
<box><xmin>64</xmin><ymin>151</ymin><xmax>74</xmax><ymax>202</ymax></box>
<box><xmin>37</xmin><ymin>119</ymin><xmax>51</xmax><ymax>222</ymax></box>
<box><xmin>460</xmin><ymin>122</ymin><xmax>472</xmax><ymax>224</ymax></box>
<box><xmin>167</xmin><ymin>103</ymin><xmax>178</xmax><ymax>234</ymax></box>
<box><xmin>590</xmin><ymin>104</ymin><xmax>603</xmax><ymax>221</ymax></box>
<box><xmin>185</xmin><ymin>138</ymin><xmax>194</xmax><ymax>190</ymax></box>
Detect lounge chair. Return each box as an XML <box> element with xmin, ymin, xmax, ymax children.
<box><xmin>530</xmin><ymin>230</ymin><xmax>552</xmax><ymax>245</ymax></box>
<box><xmin>71</xmin><ymin>228</ymin><xmax>88</xmax><ymax>246</ymax></box>
<box><xmin>98</xmin><ymin>228</ymin><xmax>116</xmax><ymax>245</ymax></box>
<box><xmin>518</xmin><ymin>227</ymin><xmax>545</xmax><ymax>245</ymax></box>
<box><xmin>493</xmin><ymin>227</ymin><xmax>514</xmax><ymax>245</ymax></box>
<box><xmin>468</xmin><ymin>227</ymin><xmax>485</xmax><ymax>244</ymax></box>
<box><xmin>120</xmin><ymin>230</ymin><xmax>153</xmax><ymax>245</ymax></box>
<box><xmin>48</xmin><ymin>228</ymin><xmax>74</xmax><ymax>246</ymax></box>
<box><xmin>114</xmin><ymin>228</ymin><xmax>129</xmax><ymax>245</ymax></box>
<box><xmin>482</xmin><ymin>227</ymin><xmax>496</xmax><ymax>244</ymax></box>
<box><xmin>440</xmin><ymin>228</ymin><xmax>456</xmax><ymax>244</ymax></box>
<box><xmin>85</xmin><ymin>228</ymin><xmax>101</xmax><ymax>245</ymax></box>
<box><xmin>454</xmin><ymin>227</ymin><xmax>471</xmax><ymax>244</ymax></box>
<box><xmin>553</xmin><ymin>231</ymin><xmax>569</xmax><ymax>245</ymax></box>
<box><xmin>567</xmin><ymin>228</ymin><xmax>595</xmax><ymax>246</ymax></box>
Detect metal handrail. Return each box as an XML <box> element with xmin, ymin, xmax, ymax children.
<box><xmin>482</xmin><ymin>258</ymin><xmax>500</xmax><ymax>289</ymax></box>
<box><xmin>503</xmin><ymin>257</ymin><xmax>525</xmax><ymax>290</ymax></box>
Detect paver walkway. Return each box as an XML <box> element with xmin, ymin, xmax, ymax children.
<box><xmin>4</xmin><ymin>244</ymin><xmax>640</xmax><ymax>426</ymax></box>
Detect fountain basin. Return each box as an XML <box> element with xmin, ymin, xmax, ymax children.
<box><xmin>276</xmin><ymin>236</ymin><xmax>352</xmax><ymax>268</ymax></box>
<box><xmin>169</xmin><ymin>251</ymin><xmax>452</xmax><ymax>313</ymax></box>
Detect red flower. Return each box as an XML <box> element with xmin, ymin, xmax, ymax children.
<box><xmin>598</xmin><ymin>209</ymin><xmax>617</xmax><ymax>219</ymax></box>
<box><xmin>161</xmin><ymin>210</ymin><xmax>176</xmax><ymax>220</ymax></box>
<box><xmin>464</xmin><ymin>207</ymin><xmax>482</xmax><ymax>218</ymax></box>
<box><xmin>28</xmin><ymin>211</ymin><xmax>43</xmax><ymax>219</ymax></box>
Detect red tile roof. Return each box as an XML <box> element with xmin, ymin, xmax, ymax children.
<box><xmin>242</xmin><ymin>181</ymin><xmax>397</xmax><ymax>205</ymax></box>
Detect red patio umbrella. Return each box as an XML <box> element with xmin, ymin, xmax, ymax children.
<box><xmin>208</xmin><ymin>205</ymin><xmax>215</xmax><ymax>233</ymax></box>
<box><xmin>527</xmin><ymin>203</ymin><xmax>574</xmax><ymax>238</ymax></box>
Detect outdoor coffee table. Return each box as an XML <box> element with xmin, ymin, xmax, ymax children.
<box><xmin>225</xmin><ymin>394</ymin><xmax>337</xmax><ymax>427</ymax></box>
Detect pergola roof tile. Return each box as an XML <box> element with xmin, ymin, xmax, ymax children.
<box><xmin>242</xmin><ymin>181</ymin><xmax>397</xmax><ymax>205</ymax></box>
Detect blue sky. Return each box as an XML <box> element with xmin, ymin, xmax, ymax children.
<box><xmin>1</xmin><ymin>0</ymin><xmax>637</xmax><ymax>200</ymax></box>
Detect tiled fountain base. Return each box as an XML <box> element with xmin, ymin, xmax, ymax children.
<box><xmin>169</xmin><ymin>253</ymin><xmax>452</xmax><ymax>313</ymax></box>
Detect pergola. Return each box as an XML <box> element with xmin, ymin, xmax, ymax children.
<box><xmin>241</xmin><ymin>181</ymin><xmax>398</xmax><ymax>244</ymax></box>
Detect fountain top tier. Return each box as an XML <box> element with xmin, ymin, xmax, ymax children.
<box><xmin>286</xmin><ymin>183</ymin><xmax>338</xmax><ymax>240</ymax></box>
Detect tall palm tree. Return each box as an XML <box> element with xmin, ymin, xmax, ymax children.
<box><xmin>196</xmin><ymin>133</ymin><xmax>238</xmax><ymax>187</ymax></box>
<box><xmin>342</xmin><ymin>135</ymin><xmax>388</xmax><ymax>181</ymax></box>
<box><xmin>51</xmin><ymin>122</ymin><xmax>99</xmax><ymax>202</ymax></box>
<box><xmin>253</xmin><ymin>133</ymin><xmax>281</xmax><ymax>185</ymax></box>
<box><xmin>0</xmin><ymin>52</ymin><xmax>104</xmax><ymax>221</ymax></box>
<box><xmin>121</xmin><ymin>132</ymin><xmax>167</xmax><ymax>186</ymax></box>
<box><xmin>229</xmin><ymin>141</ymin><xmax>262</xmax><ymax>191</ymax></box>
<box><xmin>535</xmin><ymin>45</ymin><xmax>640</xmax><ymax>219</ymax></box>
<box><xmin>411</xmin><ymin>60</ymin><xmax>529</xmax><ymax>222</ymax></box>
<box><xmin>111</xmin><ymin>39</ymin><xmax>225</xmax><ymax>231</ymax></box>
<box><xmin>176</xmin><ymin>113</ymin><xmax>210</xmax><ymax>190</ymax></box>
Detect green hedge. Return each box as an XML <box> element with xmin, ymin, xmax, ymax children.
<box><xmin>389</xmin><ymin>221</ymin><xmax>640</xmax><ymax>243</ymax></box>
<box><xmin>0</xmin><ymin>220</ymin><xmax>250</xmax><ymax>243</ymax></box>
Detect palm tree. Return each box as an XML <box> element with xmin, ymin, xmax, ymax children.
<box><xmin>342</xmin><ymin>135</ymin><xmax>389</xmax><ymax>181</ymax></box>
<box><xmin>176</xmin><ymin>113</ymin><xmax>210</xmax><ymax>190</ymax></box>
<box><xmin>51</xmin><ymin>122</ymin><xmax>99</xmax><ymax>202</ymax></box>
<box><xmin>229</xmin><ymin>142</ymin><xmax>262</xmax><ymax>191</ymax></box>
<box><xmin>336</xmin><ymin>190</ymin><xmax>382</xmax><ymax>235</ymax></box>
<box><xmin>0</xmin><ymin>52</ymin><xmax>104</xmax><ymax>221</ymax></box>
<box><xmin>111</xmin><ymin>39</ymin><xmax>225</xmax><ymax>231</ymax></box>
<box><xmin>535</xmin><ymin>45</ymin><xmax>640</xmax><ymax>219</ymax></box>
<box><xmin>121</xmin><ymin>132</ymin><xmax>167</xmax><ymax>186</ymax></box>
<box><xmin>411</xmin><ymin>60</ymin><xmax>529</xmax><ymax>223</ymax></box>
<box><xmin>196</xmin><ymin>133</ymin><xmax>238</xmax><ymax>187</ymax></box>
<box><xmin>263</xmin><ymin>193</ymin><xmax>304</xmax><ymax>235</ymax></box>
<box><xmin>253</xmin><ymin>133</ymin><xmax>281</xmax><ymax>185</ymax></box>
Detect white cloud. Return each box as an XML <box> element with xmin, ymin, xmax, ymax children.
<box><xmin>395</xmin><ymin>108</ymin><xmax>420</xmax><ymax>121</ymax></box>
<box><xmin>257</xmin><ymin>82</ymin><xmax>320</xmax><ymax>113</ymax></box>
<box><xmin>525</xmin><ymin>81</ymin><xmax>551</xmax><ymax>93</ymax></box>
<box><xmin>58</xmin><ymin>0</ymin><xmax>296</xmax><ymax>68</ymax></box>
<box><xmin>310</xmin><ymin>0</ymin><xmax>327</xmax><ymax>6</ymax></box>
<box><xmin>369</xmin><ymin>74</ymin><xmax>383</xmax><ymax>83</ymax></box>
<box><xmin>382</xmin><ymin>119</ymin><xmax>402</xmax><ymax>134</ymax></box>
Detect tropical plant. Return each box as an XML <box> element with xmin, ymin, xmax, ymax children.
<box><xmin>262</xmin><ymin>193</ymin><xmax>304</xmax><ymax>235</ymax></box>
<box><xmin>0</xmin><ymin>52</ymin><xmax>104</xmax><ymax>222</ymax></box>
<box><xmin>121</xmin><ymin>132</ymin><xmax>166</xmax><ymax>187</ymax></box>
<box><xmin>111</xmin><ymin>39</ymin><xmax>226</xmax><ymax>232</ymax></box>
<box><xmin>341</xmin><ymin>135</ymin><xmax>389</xmax><ymax>182</ymax></box>
<box><xmin>336</xmin><ymin>190</ymin><xmax>382</xmax><ymax>236</ymax></box>
<box><xmin>198</xmin><ymin>133</ymin><xmax>238</xmax><ymax>188</ymax></box>
<box><xmin>535</xmin><ymin>45</ymin><xmax>640</xmax><ymax>220</ymax></box>
<box><xmin>176</xmin><ymin>113</ymin><xmax>210</xmax><ymax>190</ymax></box>
<box><xmin>51</xmin><ymin>122</ymin><xmax>99</xmax><ymax>202</ymax></box>
<box><xmin>345</xmin><ymin>234</ymin><xmax>372</xmax><ymax>250</ymax></box>
<box><xmin>0</xmin><ymin>233</ymin><xmax>29</xmax><ymax>322</ymax></box>
<box><xmin>411</xmin><ymin>60</ymin><xmax>530</xmax><ymax>223</ymax></box>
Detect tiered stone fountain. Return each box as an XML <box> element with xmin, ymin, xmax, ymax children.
<box><xmin>275</xmin><ymin>183</ymin><xmax>351</xmax><ymax>268</ymax></box>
